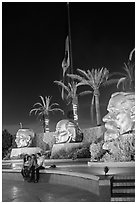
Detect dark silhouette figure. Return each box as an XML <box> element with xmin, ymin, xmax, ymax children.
<box><xmin>104</xmin><ymin>166</ymin><xmax>109</xmax><ymax>176</ymax></box>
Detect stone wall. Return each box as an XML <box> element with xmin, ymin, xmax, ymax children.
<box><xmin>82</xmin><ymin>125</ymin><xmax>105</xmax><ymax>144</ymax></box>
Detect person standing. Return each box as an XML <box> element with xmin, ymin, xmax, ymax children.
<box><xmin>21</xmin><ymin>154</ymin><xmax>32</xmax><ymax>181</ymax></box>
<box><xmin>36</xmin><ymin>153</ymin><xmax>45</xmax><ymax>169</ymax></box>
<box><xmin>29</xmin><ymin>154</ymin><xmax>39</xmax><ymax>182</ymax></box>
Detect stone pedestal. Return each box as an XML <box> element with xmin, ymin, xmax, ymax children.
<box><xmin>10</xmin><ymin>147</ymin><xmax>43</xmax><ymax>158</ymax></box>
<box><xmin>51</xmin><ymin>142</ymin><xmax>84</xmax><ymax>158</ymax></box>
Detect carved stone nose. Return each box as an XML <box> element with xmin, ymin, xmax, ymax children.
<box><xmin>103</xmin><ymin>113</ymin><xmax>111</xmax><ymax>122</ymax></box>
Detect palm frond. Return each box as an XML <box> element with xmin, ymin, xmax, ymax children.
<box><xmin>117</xmin><ymin>77</ymin><xmax>126</xmax><ymax>89</ymax></box>
<box><xmin>33</xmin><ymin>102</ymin><xmax>43</xmax><ymax>107</ymax></box>
<box><xmin>94</xmin><ymin>69</ymin><xmax>98</xmax><ymax>83</ymax></box>
<box><xmin>77</xmin><ymin>68</ymin><xmax>90</xmax><ymax>80</ymax></box>
<box><xmin>102</xmin><ymin>78</ymin><xmax>119</xmax><ymax>87</ymax></box>
<box><xmin>123</xmin><ymin>63</ymin><xmax>132</xmax><ymax>79</ymax></box>
<box><xmin>29</xmin><ymin>108</ymin><xmax>41</xmax><ymax>116</ymax></box>
<box><xmin>96</xmin><ymin>67</ymin><xmax>104</xmax><ymax>85</ymax></box>
<box><xmin>67</xmin><ymin>74</ymin><xmax>83</xmax><ymax>81</ymax></box>
<box><xmin>79</xmin><ymin>90</ymin><xmax>93</xmax><ymax>96</ymax></box>
<box><xmin>50</xmin><ymin>103</ymin><xmax>59</xmax><ymax>108</ymax></box>
<box><xmin>102</xmin><ymin>67</ymin><xmax>109</xmax><ymax>80</ymax></box>
<box><xmin>68</xmin><ymin>82</ymin><xmax>73</xmax><ymax>90</ymax></box>
<box><xmin>50</xmin><ymin>108</ymin><xmax>64</xmax><ymax>114</ymax></box>
<box><xmin>76</xmin><ymin>80</ymin><xmax>89</xmax><ymax>87</ymax></box>
<box><xmin>39</xmin><ymin>95</ymin><xmax>46</xmax><ymax>107</ymax></box>
<box><xmin>82</xmin><ymin>70</ymin><xmax>94</xmax><ymax>89</ymax></box>
<box><xmin>97</xmin><ymin>68</ymin><xmax>109</xmax><ymax>87</ymax></box>
<box><xmin>87</xmin><ymin>69</ymin><xmax>95</xmax><ymax>85</ymax></box>
<box><xmin>54</xmin><ymin>80</ymin><xmax>69</xmax><ymax>93</ymax></box>
<box><xmin>45</xmin><ymin>96</ymin><xmax>52</xmax><ymax>109</ymax></box>
<box><xmin>38</xmin><ymin>112</ymin><xmax>44</xmax><ymax>116</ymax></box>
<box><xmin>67</xmin><ymin>82</ymin><xmax>77</xmax><ymax>99</ymax></box>
<box><xmin>129</xmin><ymin>48</ymin><xmax>135</xmax><ymax>61</ymax></box>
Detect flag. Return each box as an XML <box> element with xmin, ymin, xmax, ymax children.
<box><xmin>62</xmin><ymin>36</ymin><xmax>70</xmax><ymax>77</ymax></box>
<box><xmin>61</xmin><ymin>36</ymin><xmax>70</xmax><ymax>100</ymax></box>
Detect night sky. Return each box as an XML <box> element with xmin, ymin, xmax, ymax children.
<box><xmin>2</xmin><ymin>2</ymin><xmax>135</xmax><ymax>135</ymax></box>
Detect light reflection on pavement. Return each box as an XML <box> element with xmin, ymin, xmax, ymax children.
<box><xmin>2</xmin><ymin>179</ymin><xmax>98</xmax><ymax>202</ymax></box>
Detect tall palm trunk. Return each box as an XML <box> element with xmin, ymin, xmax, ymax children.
<box><xmin>94</xmin><ymin>89</ymin><xmax>101</xmax><ymax>126</ymax></box>
<box><xmin>42</xmin><ymin>115</ymin><xmax>46</xmax><ymax>133</ymax></box>
<box><xmin>90</xmin><ymin>95</ymin><xmax>94</xmax><ymax>125</ymax></box>
<box><xmin>42</xmin><ymin>115</ymin><xmax>49</xmax><ymax>133</ymax></box>
<box><xmin>72</xmin><ymin>97</ymin><xmax>78</xmax><ymax>124</ymax></box>
<box><xmin>72</xmin><ymin>103</ymin><xmax>78</xmax><ymax>123</ymax></box>
<box><xmin>45</xmin><ymin>117</ymin><xmax>49</xmax><ymax>133</ymax></box>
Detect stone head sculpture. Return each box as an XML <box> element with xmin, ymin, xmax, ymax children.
<box><xmin>54</xmin><ymin>119</ymin><xmax>83</xmax><ymax>144</ymax></box>
<box><xmin>102</xmin><ymin>92</ymin><xmax>135</xmax><ymax>150</ymax></box>
<box><xmin>103</xmin><ymin>92</ymin><xmax>135</xmax><ymax>134</ymax></box>
<box><xmin>15</xmin><ymin>128</ymin><xmax>34</xmax><ymax>148</ymax></box>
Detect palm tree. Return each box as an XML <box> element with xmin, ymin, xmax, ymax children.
<box><xmin>29</xmin><ymin>96</ymin><xmax>64</xmax><ymax>133</ymax></box>
<box><xmin>67</xmin><ymin>68</ymin><xmax>118</xmax><ymax>126</ymax></box>
<box><xmin>117</xmin><ymin>48</ymin><xmax>135</xmax><ymax>92</ymax></box>
<box><xmin>54</xmin><ymin>80</ymin><xmax>92</xmax><ymax>124</ymax></box>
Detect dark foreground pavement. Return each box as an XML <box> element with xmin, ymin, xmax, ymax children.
<box><xmin>2</xmin><ymin>179</ymin><xmax>98</xmax><ymax>202</ymax></box>
<box><xmin>2</xmin><ymin>160</ymin><xmax>135</xmax><ymax>202</ymax></box>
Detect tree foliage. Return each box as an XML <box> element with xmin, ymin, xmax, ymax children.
<box><xmin>67</xmin><ymin>67</ymin><xmax>118</xmax><ymax>125</ymax></box>
<box><xmin>2</xmin><ymin>129</ymin><xmax>12</xmax><ymax>150</ymax></box>
<box><xmin>30</xmin><ymin>95</ymin><xmax>64</xmax><ymax>132</ymax></box>
<box><xmin>117</xmin><ymin>48</ymin><xmax>135</xmax><ymax>92</ymax></box>
<box><xmin>2</xmin><ymin>129</ymin><xmax>13</xmax><ymax>159</ymax></box>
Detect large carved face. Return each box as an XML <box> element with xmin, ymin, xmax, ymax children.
<box><xmin>103</xmin><ymin>92</ymin><xmax>135</xmax><ymax>138</ymax></box>
<box><xmin>54</xmin><ymin>119</ymin><xmax>76</xmax><ymax>143</ymax></box>
<box><xmin>15</xmin><ymin>129</ymin><xmax>34</xmax><ymax>148</ymax></box>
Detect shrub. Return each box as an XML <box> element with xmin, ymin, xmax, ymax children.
<box><xmin>72</xmin><ymin>144</ymin><xmax>91</xmax><ymax>159</ymax></box>
<box><xmin>90</xmin><ymin>141</ymin><xmax>105</xmax><ymax>161</ymax></box>
<box><xmin>51</xmin><ymin>144</ymin><xmax>91</xmax><ymax>159</ymax></box>
<box><xmin>2</xmin><ymin>129</ymin><xmax>13</xmax><ymax>159</ymax></box>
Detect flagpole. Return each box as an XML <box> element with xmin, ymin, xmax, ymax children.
<box><xmin>67</xmin><ymin>2</ymin><xmax>73</xmax><ymax>75</ymax></box>
<box><xmin>61</xmin><ymin>3</ymin><xmax>73</xmax><ymax>101</ymax></box>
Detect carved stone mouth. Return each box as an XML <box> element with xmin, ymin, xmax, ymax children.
<box><xmin>105</xmin><ymin>122</ymin><xmax>120</xmax><ymax>132</ymax></box>
<box><xmin>121</xmin><ymin>129</ymin><xmax>134</xmax><ymax>135</ymax></box>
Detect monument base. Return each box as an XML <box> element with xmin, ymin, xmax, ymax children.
<box><xmin>10</xmin><ymin>147</ymin><xmax>43</xmax><ymax>159</ymax></box>
<box><xmin>51</xmin><ymin>142</ymin><xmax>84</xmax><ymax>158</ymax></box>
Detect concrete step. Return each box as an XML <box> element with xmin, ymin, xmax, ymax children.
<box><xmin>112</xmin><ymin>187</ymin><xmax>135</xmax><ymax>194</ymax></box>
<box><xmin>111</xmin><ymin>197</ymin><xmax>135</xmax><ymax>202</ymax></box>
<box><xmin>113</xmin><ymin>182</ymin><xmax>135</xmax><ymax>187</ymax></box>
<box><xmin>111</xmin><ymin>175</ymin><xmax>135</xmax><ymax>202</ymax></box>
<box><xmin>111</xmin><ymin>192</ymin><xmax>135</xmax><ymax>198</ymax></box>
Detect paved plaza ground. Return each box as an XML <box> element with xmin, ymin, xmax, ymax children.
<box><xmin>2</xmin><ymin>160</ymin><xmax>135</xmax><ymax>202</ymax></box>
<box><xmin>2</xmin><ymin>179</ymin><xmax>98</xmax><ymax>202</ymax></box>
